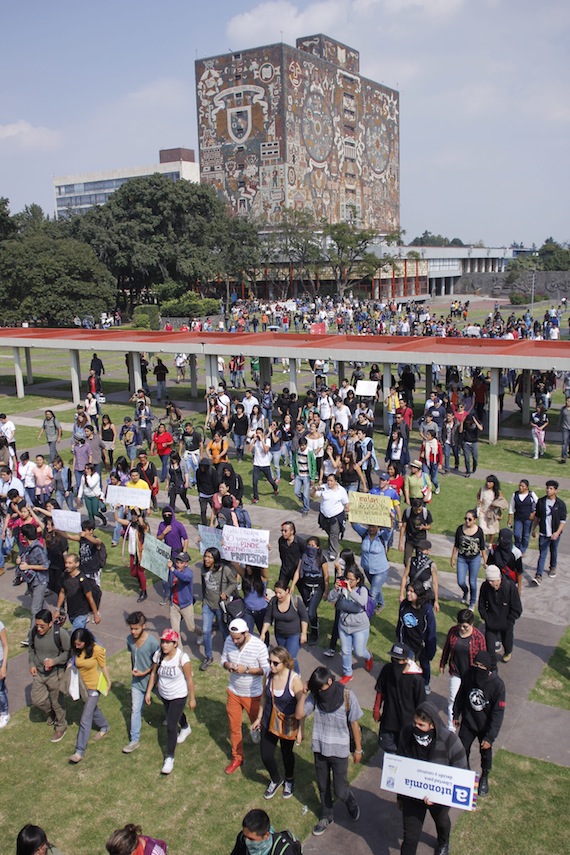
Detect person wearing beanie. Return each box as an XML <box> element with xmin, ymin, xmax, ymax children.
<box><xmin>453</xmin><ymin>650</ymin><xmax>506</xmax><ymax>796</ymax></box>
<box><xmin>478</xmin><ymin>567</ymin><xmax>522</xmax><ymax>667</ymax></box>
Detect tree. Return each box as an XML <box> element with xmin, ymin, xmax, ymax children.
<box><xmin>538</xmin><ymin>238</ymin><xmax>570</xmax><ymax>271</ymax></box>
<box><xmin>0</xmin><ymin>234</ymin><xmax>116</xmax><ymax>326</ymax></box>
<box><xmin>268</xmin><ymin>209</ymin><xmax>325</xmax><ymax>297</ymax></box>
<box><xmin>409</xmin><ymin>230</ymin><xmax>464</xmax><ymax>247</ymax></box>
<box><xmin>322</xmin><ymin>222</ymin><xmax>379</xmax><ymax>295</ymax></box>
<box><xmin>0</xmin><ymin>197</ymin><xmax>16</xmax><ymax>242</ymax></box>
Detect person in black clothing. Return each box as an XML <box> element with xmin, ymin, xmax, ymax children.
<box><xmin>398</xmin><ymin>702</ymin><xmax>467</xmax><ymax>855</ymax></box>
<box><xmin>230</xmin><ymin>809</ymin><xmax>301</xmax><ymax>855</ymax></box>
<box><xmin>278</xmin><ymin>521</ymin><xmax>305</xmax><ymax>587</ymax></box>
<box><xmin>478</xmin><ymin>567</ymin><xmax>522</xmax><ymax>666</ymax></box>
<box><xmin>453</xmin><ymin>650</ymin><xmax>506</xmax><ymax>797</ymax></box>
<box><xmin>487</xmin><ymin>527</ymin><xmax>523</xmax><ymax>594</ymax></box>
<box><xmin>228</xmin><ymin>404</ymin><xmax>249</xmax><ymax>461</ymax></box>
<box><xmin>196</xmin><ymin>457</ymin><xmax>219</xmax><ymax>526</ymax></box>
<box><xmin>220</xmin><ymin>463</ymin><xmax>244</xmax><ymax>505</ymax></box>
<box><xmin>373</xmin><ymin>642</ymin><xmax>425</xmax><ymax>752</ymax></box>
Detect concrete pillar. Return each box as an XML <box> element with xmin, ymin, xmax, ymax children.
<box><xmin>259</xmin><ymin>356</ymin><xmax>272</xmax><ymax>388</ymax></box>
<box><xmin>488</xmin><ymin>367</ymin><xmax>499</xmax><ymax>445</ymax></box>
<box><xmin>131</xmin><ymin>352</ymin><xmax>142</xmax><ymax>392</ymax></box>
<box><xmin>337</xmin><ymin>361</ymin><xmax>346</xmax><ymax>385</ymax></box>
<box><xmin>70</xmin><ymin>349</ymin><xmax>81</xmax><ymax>405</ymax></box>
<box><xmin>425</xmin><ymin>364</ymin><xmax>433</xmax><ymax>398</ymax></box>
<box><xmin>522</xmin><ymin>369</ymin><xmax>531</xmax><ymax>425</ymax></box>
<box><xmin>25</xmin><ymin>348</ymin><xmax>33</xmax><ymax>385</ymax></box>
<box><xmin>382</xmin><ymin>362</ymin><xmax>392</xmax><ymax>434</ymax></box>
<box><xmin>13</xmin><ymin>348</ymin><xmax>24</xmax><ymax>399</ymax></box>
<box><xmin>288</xmin><ymin>359</ymin><xmax>298</xmax><ymax>394</ymax></box>
<box><xmin>205</xmin><ymin>354</ymin><xmax>217</xmax><ymax>391</ymax></box>
<box><xmin>189</xmin><ymin>354</ymin><xmax>198</xmax><ymax>397</ymax></box>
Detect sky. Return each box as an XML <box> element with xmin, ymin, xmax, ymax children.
<box><xmin>1</xmin><ymin>0</ymin><xmax>568</xmax><ymax>247</ymax></box>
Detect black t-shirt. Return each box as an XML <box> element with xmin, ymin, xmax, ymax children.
<box><xmin>181</xmin><ymin>431</ymin><xmax>202</xmax><ymax>452</ymax></box>
<box><xmin>454</xmin><ymin>525</ymin><xmax>485</xmax><ymax>557</ymax></box>
<box><xmin>79</xmin><ymin>539</ymin><xmax>99</xmax><ymax>578</ymax></box>
<box><xmin>137</xmin><ymin>461</ymin><xmax>158</xmax><ymax>487</ymax></box>
<box><xmin>62</xmin><ymin>573</ymin><xmax>94</xmax><ymax>618</ymax></box>
<box><xmin>403</xmin><ymin>508</ymin><xmax>433</xmax><ymax>547</ymax></box>
<box><xmin>228</xmin><ymin>415</ymin><xmax>249</xmax><ymax>437</ymax></box>
<box><xmin>278</xmin><ymin>536</ymin><xmax>305</xmax><ymax>582</ymax></box>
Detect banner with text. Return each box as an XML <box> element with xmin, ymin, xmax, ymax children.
<box><xmin>140</xmin><ymin>535</ymin><xmax>171</xmax><ymax>581</ymax></box>
<box><xmin>198</xmin><ymin>525</ymin><xmax>223</xmax><ymax>555</ymax></box>
<box><xmin>348</xmin><ymin>492</ymin><xmax>393</xmax><ymax>528</ymax></box>
<box><xmin>106</xmin><ymin>485</ymin><xmax>152</xmax><ymax>510</ymax></box>
<box><xmin>52</xmin><ymin>509</ymin><xmax>82</xmax><ymax>534</ymax></box>
<box><xmin>221</xmin><ymin>526</ymin><xmax>270</xmax><ymax>567</ymax></box>
<box><xmin>380</xmin><ymin>753</ymin><xmax>477</xmax><ymax>811</ymax></box>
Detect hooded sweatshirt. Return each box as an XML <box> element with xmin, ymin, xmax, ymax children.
<box><xmin>398</xmin><ymin>701</ymin><xmax>468</xmax><ymax>769</ymax></box>
<box><xmin>156</xmin><ymin>506</ymin><xmax>188</xmax><ymax>553</ymax></box>
<box><xmin>196</xmin><ymin>457</ymin><xmax>219</xmax><ymax>497</ymax></box>
<box><xmin>220</xmin><ymin>463</ymin><xmax>244</xmax><ymax>503</ymax></box>
<box><xmin>453</xmin><ymin>666</ymin><xmax>506</xmax><ymax>742</ymax></box>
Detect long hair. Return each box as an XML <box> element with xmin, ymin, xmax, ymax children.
<box><xmin>70</xmin><ymin>627</ymin><xmax>95</xmax><ymax>658</ymax></box>
<box><xmin>203</xmin><ymin>547</ymin><xmax>222</xmax><ymax>570</ymax></box>
<box><xmin>16</xmin><ymin>825</ymin><xmax>49</xmax><ymax>855</ymax></box>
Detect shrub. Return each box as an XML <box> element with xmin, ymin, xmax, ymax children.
<box><xmin>132</xmin><ymin>304</ymin><xmax>160</xmax><ymax>329</ymax></box>
<box><xmin>509</xmin><ymin>292</ymin><xmax>548</xmax><ymax>305</ymax></box>
<box><xmin>160</xmin><ymin>295</ymin><xmax>219</xmax><ymax>318</ymax></box>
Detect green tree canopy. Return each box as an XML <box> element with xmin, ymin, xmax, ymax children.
<box><xmin>409</xmin><ymin>230</ymin><xmax>464</xmax><ymax>247</ymax></box>
<box><xmin>538</xmin><ymin>238</ymin><xmax>570</xmax><ymax>271</ymax></box>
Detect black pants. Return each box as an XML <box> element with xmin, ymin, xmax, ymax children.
<box><xmin>199</xmin><ymin>495</ymin><xmax>213</xmax><ymax>526</ymax></box>
<box><xmin>168</xmin><ymin>487</ymin><xmax>190</xmax><ymax>512</ymax></box>
<box><xmin>459</xmin><ymin>724</ymin><xmax>493</xmax><ymax>772</ymax></box>
<box><xmin>329</xmin><ymin>609</ymin><xmax>340</xmax><ymax>650</ymax></box>
<box><xmin>485</xmin><ymin>625</ymin><xmax>513</xmax><ymax>669</ymax></box>
<box><xmin>400</xmin><ymin>796</ymin><xmax>451</xmax><ymax>855</ymax></box>
<box><xmin>252</xmin><ymin>465</ymin><xmax>277</xmax><ymax>499</ymax></box>
<box><xmin>314</xmin><ymin>752</ymin><xmax>355</xmax><ymax>821</ymax></box>
<box><xmin>162</xmin><ymin>695</ymin><xmax>188</xmax><ymax>758</ymax></box>
<box><xmin>260</xmin><ymin>728</ymin><xmax>295</xmax><ymax>782</ymax></box>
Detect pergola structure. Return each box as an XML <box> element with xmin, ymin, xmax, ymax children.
<box><xmin>1</xmin><ymin>328</ymin><xmax>567</xmax><ymax>444</ymax></box>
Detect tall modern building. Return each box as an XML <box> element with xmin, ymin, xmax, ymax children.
<box><xmin>195</xmin><ymin>34</ymin><xmax>399</xmax><ymax>231</ymax></box>
<box><xmin>53</xmin><ymin>148</ymin><xmax>199</xmax><ymax>218</ymax></box>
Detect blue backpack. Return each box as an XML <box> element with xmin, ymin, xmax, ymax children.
<box><xmin>362</xmin><ymin>586</ymin><xmax>376</xmax><ymax>619</ymax></box>
<box><xmin>234</xmin><ymin>507</ymin><xmax>252</xmax><ymax>528</ymax></box>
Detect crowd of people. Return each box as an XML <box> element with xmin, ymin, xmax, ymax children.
<box><xmin>1</xmin><ymin>336</ymin><xmax>567</xmax><ymax>855</ymax></box>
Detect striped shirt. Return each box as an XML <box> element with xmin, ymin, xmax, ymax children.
<box><xmin>304</xmin><ymin>689</ymin><xmax>362</xmax><ymax>758</ymax></box>
<box><xmin>221</xmin><ymin>634</ymin><xmax>270</xmax><ymax>697</ymax></box>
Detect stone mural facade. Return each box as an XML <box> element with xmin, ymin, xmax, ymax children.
<box><xmin>195</xmin><ymin>34</ymin><xmax>399</xmax><ymax>231</ymax></box>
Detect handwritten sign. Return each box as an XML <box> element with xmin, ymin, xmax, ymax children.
<box><xmin>381</xmin><ymin>753</ymin><xmax>477</xmax><ymax>811</ymax></box>
<box><xmin>348</xmin><ymin>492</ymin><xmax>393</xmax><ymax>528</ymax></box>
<box><xmin>52</xmin><ymin>509</ymin><xmax>82</xmax><ymax>534</ymax></box>
<box><xmin>221</xmin><ymin>526</ymin><xmax>270</xmax><ymax>567</ymax></box>
<box><xmin>198</xmin><ymin>525</ymin><xmax>223</xmax><ymax>555</ymax></box>
<box><xmin>106</xmin><ymin>484</ymin><xmax>151</xmax><ymax>510</ymax></box>
<box><xmin>355</xmin><ymin>380</ymin><xmax>378</xmax><ymax>398</ymax></box>
<box><xmin>140</xmin><ymin>534</ymin><xmax>171</xmax><ymax>581</ymax></box>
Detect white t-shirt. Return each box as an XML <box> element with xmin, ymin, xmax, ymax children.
<box><xmin>153</xmin><ymin>649</ymin><xmax>190</xmax><ymax>700</ymax></box>
<box><xmin>252</xmin><ymin>438</ymin><xmax>272</xmax><ymax>467</ymax></box>
<box><xmin>316</xmin><ymin>484</ymin><xmax>349</xmax><ymax>517</ymax></box>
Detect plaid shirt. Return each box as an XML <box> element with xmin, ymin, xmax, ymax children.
<box><xmin>439</xmin><ymin>625</ymin><xmax>486</xmax><ymax>677</ymax></box>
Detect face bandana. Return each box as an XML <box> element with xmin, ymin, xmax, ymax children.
<box><xmin>413</xmin><ymin>726</ymin><xmax>433</xmax><ymax>748</ymax></box>
<box><xmin>245</xmin><ymin>830</ymin><xmax>274</xmax><ymax>855</ymax></box>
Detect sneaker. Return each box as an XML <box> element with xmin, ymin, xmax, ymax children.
<box><xmin>461</xmin><ymin>596</ymin><xmax>469</xmax><ymax>605</ymax></box>
<box><xmin>200</xmin><ymin>657</ymin><xmax>213</xmax><ymax>671</ymax></box>
<box><xmin>283</xmin><ymin>780</ymin><xmax>294</xmax><ymax>799</ymax></box>
<box><xmin>264</xmin><ymin>779</ymin><xmax>284</xmax><ymax>800</ymax></box>
<box><xmin>339</xmin><ymin>674</ymin><xmax>353</xmax><ymax>685</ymax></box>
<box><xmin>503</xmin><ymin>653</ymin><xmax>512</xmax><ymax>663</ymax></box>
<box><xmin>51</xmin><ymin>728</ymin><xmax>67</xmax><ymax>743</ymax></box>
<box><xmin>161</xmin><ymin>756</ymin><xmax>175</xmax><ymax>775</ymax></box>
<box><xmin>68</xmin><ymin>752</ymin><xmax>83</xmax><ymax>764</ymax></box>
<box><xmin>196</xmin><ymin>635</ymin><xmax>204</xmax><ymax>645</ymax></box>
<box><xmin>225</xmin><ymin>758</ymin><xmax>243</xmax><ymax>774</ymax></box>
<box><xmin>159</xmin><ymin>599</ymin><xmax>169</xmax><ymax>606</ymax></box>
<box><xmin>177</xmin><ymin>725</ymin><xmax>192</xmax><ymax>744</ymax></box>
<box><xmin>435</xmin><ymin>486</ymin><xmax>440</xmax><ymax>495</ymax></box>
<box><xmin>137</xmin><ymin>590</ymin><xmax>148</xmax><ymax>603</ymax></box>
<box><xmin>273</xmin><ymin>489</ymin><xmax>279</xmax><ymax>496</ymax></box>
<box><xmin>549</xmin><ymin>569</ymin><xmax>557</xmax><ymax>578</ymax></box>
<box><xmin>252</xmin><ymin>498</ymin><xmax>259</xmax><ymax>504</ymax></box>
<box><xmin>111</xmin><ymin>542</ymin><xmax>119</xmax><ymax>547</ymax></box>
<box><xmin>93</xmin><ymin>728</ymin><xmax>110</xmax><ymax>741</ymax></box>
<box><xmin>375</xmin><ymin>604</ymin><xmax>384</xmax><ymax>614</ymax></box>
<box><xmin>365</xmin><ymin>656</ymin><xmax>373</xmax><ymax>672</ymax></box>
<box><xmin>348</xmin><ymin>799</ymin><xmax>361</xmax><ymax>821</ymax></box>
<box><xmin>313</xmin><ymin>818</ymin><xmax>334</xmax><ymax>836</ymax></box>
<box><xmin>532</xmin><ymin>575</ymin><xmax>541</xmax><ymax>586</ymax></box>
<box><xmin>122</xmin><ymin>740</ymin><xmax>140</xmax><ymax>753</ymax></box>
<box><xmin>0</xmin><ymin>713</ymin><xmax>11</xmax><ymax>729</ymax></box>
<box><xmin>20</xmin><ymin>639</ymin><xmax>30</xmax><ymax>647</ymax></box>
<box><xmin>425</xmin><ymin>683</ymin><xmax>432</xmax><ymax>695</ymax></box>
<box><xmin>323</xmin><ymin>648</ymin><xmax>335</xmax><ymax>658</ymax></box>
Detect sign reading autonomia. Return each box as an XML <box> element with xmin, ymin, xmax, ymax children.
<box><xmin>380</xmin><ymin>753</ymin><xmax>477</xmax><ymax>811</ymax></box>
<box><xmin>348</xmin><ymin>492</ymin><xmax>393</xmax><ymax>528</ymax></box>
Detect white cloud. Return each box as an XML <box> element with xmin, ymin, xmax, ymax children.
<box><xmin>0</xmin><ymin>120</ymin><xmax>60</xmax><ymax>150</ymax></box>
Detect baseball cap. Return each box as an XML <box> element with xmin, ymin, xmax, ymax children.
<box><xmin>228</xmin><ymin>618</ymin><xmax>249</xmax><ymax>634</ymax></box>
<box><xmin>378</xmin><ymin>472</ymin><xmax>390</xmax><ymax>481</ymax></box>
<box><xmin>388</xmin><ymin>643</ymin><xmax>412</xmax><ymax>660</ymax></box>
<box><xmin>174</xmin><ymin>551</ymin><xmax>190</xmax><ymax>563</ymax></box>
<box><xmin>160</xmin><ymin>628</ymin><xmax>179</xmax><ymax>643</ymax></box>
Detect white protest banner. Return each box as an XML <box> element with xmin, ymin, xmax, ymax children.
<box><xmin>380</xmin><ymin>753</ymin><xmax>477</xmax><ymax>811</ymax></box>
<box><xmin>348</xmin><ymin>492</ymin><xmax>393</xmax><ymax>528</ymax></box>
<box><xmin>355</xmin><ymin>379</ymin><xmax>378</xmax><ymax>398</ymax></box>
<box><xmin>51</xmin><ymin>509</ymin><xmax>82</xmax><ymax>534</ymax></box>
<box><xmin>140</xmin><ymin>534</ymin><xmax>171</xmax><ymax>581</ymax></box>
<box><xmin>105</xmin><ymin>484</ymin><xmax>152</xmax><ymax>510</ymax></box>
<box><xmin>198</xmin><ymin>525</ymin><xmax>223</xmax><ymax>555</ymax></box>
<box><xmin>221</xmin><ymin>526</ymin><xmax>269</xmax><ymax>567</ymax></box>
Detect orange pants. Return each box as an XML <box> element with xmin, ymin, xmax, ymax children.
<box><xmin>226</xmin><ymin>690</ymin><xmax>260</xmax><ymax>761</ymax></box>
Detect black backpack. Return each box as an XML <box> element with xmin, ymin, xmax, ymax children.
<box><xmin>30</xmin><ymin>623</ymin><xmax>68</xmax><ymax>658</ymax></box>
<box><xmin>96</xmin><ymin>542</ymin><xmax>108</xmax><ymax>570</ymax></box>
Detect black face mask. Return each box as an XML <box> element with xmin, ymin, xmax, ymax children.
<box><xmin>391</xmin><ymin>659</ymin><xmax>407</xmax><ymax>671</ymax></box>
<box><xmin>473</xmin><ymin>667</ymin><xmax>490</xmax><ymax>688</ymax></box>
<box><xmin>163</xmin><ymin>514</ymin><xmax>172</xmax><ymax>523</ymax></box>
<box><xmin>413</xmin><ymin>726</ymin><xmax>434</xmax><ymax>747</ymax></box>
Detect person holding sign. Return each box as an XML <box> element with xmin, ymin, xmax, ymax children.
<box><xmin>351</xmin><ymin>523</ymin><xmax>390</xmax><ymax>613</ymax></box>
<box><xmin>166</xmin><ymin>552</ymin><xmax>198</xmax><ymax>650</ymax></box>
<box><xmin>199</xmin><ymin>547</ymin><xmax>238</xmax><ymax>671</ymax></box>
<box><xmin>397</xmin><ymin>702</ymin><xmax>467</xmax><ymax>855</ymax></box>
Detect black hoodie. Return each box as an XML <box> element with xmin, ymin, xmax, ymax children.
<box><xmin>398</xmin><ymin>701</ymin><xmax>467</xmax><ymax>768</ymax></box>
<box><xmin>196</xmin><ymin>457</ymin><xmax>219</xmax><ymax>496</ymax></box>
<box><xmin>453</xmin><ymin>667</ymin><xmax>506</xmax><ymax>743</ymax></box>
<box><xmin>220</xmin><ymin>463</ymin><xmax>244</xmax><ymax>504</ymax></box>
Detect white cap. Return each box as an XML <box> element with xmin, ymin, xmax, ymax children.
<box><xmin>228</xmin><ymin>618</ymin><xmax>249</xmax><ymax>634</ymax></box>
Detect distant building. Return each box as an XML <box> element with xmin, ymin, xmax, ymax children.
<box><xmin>53</xmin><ymin>148</ymin><xmax>199</xmax><ymax>218</ymax></box>
<box><xmin>195</xmin><ymin>34</ymin><xmax>399</xmax><ymax>231</ymax></box>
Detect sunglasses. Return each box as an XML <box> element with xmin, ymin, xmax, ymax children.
<box><xmin>269</xmin><ymin>660</ymin><xmax>282</xmax><ymax>666</ymax></box>
<box><xmin>465</xmin><ymin>517</ymin><xmax>474</xmax><ymax>521</ymax></box>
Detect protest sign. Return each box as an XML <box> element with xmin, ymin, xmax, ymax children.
<box><xmin>355</xmin><ymin>379</ymin><xmax>378</xmax><ymax>397</ymax></box>
<box><xmin>198</xmin><ymin>525</ymin><xmax>223</xmax><ymax>555</ymax></box>
<box><xmin>381</xmin><ymin>753</ymin><xmax>477</xmax><ymax>811</ymax></box>
<box><xmin>221</xmin><ymin>526</ymin><xmax>269</xmax><ymax>567</ymax></box>
<box><xmin>140</xmin><ymin>534</ymin><xmax>171</xmax><ymax>581</ymax></box>
<box><xmin>106</xmin><ymin>485</ymin><xmax>152</xmax><ymax>510</ymax></box>
<box><xmin>348</xmin><ymin>492</ymin><xmax>393</xmax><ymax>528</ymax></box>
<box><xmin>51</xmin><ymin>509</ymin><xmax>82</xmax><ymax>534</ymax></box>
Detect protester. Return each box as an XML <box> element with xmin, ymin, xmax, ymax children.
<box><xmin>68</xmin><ymin>627</ymin><xmax>111</xmax><ymax>764</ymax></box>
<box><xmin>439</xmin><ymin>608</ymin><xmax>487</xmax><ymax>731</ymax></box>
<box><xmin>478</xmin><ymin>566</ymin><xmax>523</xmax><ymax>666</ymax></box>
<box><xmin>373</xmin><ymin>642</ymin><xmax>425</xmax><ymax>752</ymax></box>
<box><xmin>123</xmin><ymin>611</ymin><xmax>160</xmax><ymax>754</ymax></box>
<box><xmin>230</xmin><ymin>809</ymin><xmax>301</xmax><ymax>855</ymax></box>
<box><xmin>106</xmin><ymin>824</ymin><xmax>167</xmax><ymax>855</ymax></box>
<box><xmin>28</xmin><ymin>608</ymin><xmax>70</xmax><ymax>742</ymax></box>
<box><xmin>531</xmin><ymin>479</ymin><xmax>567</xmax><ymax>583</ymax></box>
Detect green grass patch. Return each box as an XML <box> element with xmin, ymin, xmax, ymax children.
<box><xmin>530</xmin><ymin>624</ymin><xmax>570</xmax><ymax>711</ymax></box>
<box><xmin>0</xmin><ymin>597</ymin><xmax>31</xmax><ymax>655</ymax></box>
<box><xmin>452</xmin><ymin>750</ymin><xmax>570</xmax><ymax>855</ymax></box>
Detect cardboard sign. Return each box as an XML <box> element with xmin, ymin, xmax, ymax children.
<box><xmin>52</xmin><ymin>509</ymin><xmax>82</xmax><ymax>534</ymax></box>
<box><xmin>198</xmin><ymin>525</ymin><xmax>223</xmax><ymax>555</ymax></box>
<box><xmin>140</xmin><ymin>534</ymin><xmax>171</xmax><ymax>581</ymax></box>
<box><xmin>355</xmin><ymin>379</ymin><xmax>379</xmax><ymax>397</ymax></box>
<box><xmin>105</xmin><ymin>484</ymin><xmax>152</xmax><ymax>510</ymax></box>
<box><xmin>381</xmin><ymin>753</ymin><xmax>477</xmax><ymax>811</ymax></box>
<box><xmin>348</xmin><ymin>492</ymin><xmax>393</xmax><ymax>528</ymax></box>
<box><xmin>221</xmin><ymin>526</ymin><xmax>270</xmax><ymax>567</ymax></box>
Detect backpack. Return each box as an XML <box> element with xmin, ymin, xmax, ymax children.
<box><xmin>96</xmin><ymin>541</ymin><xmax>108</xmax><ymax>570</ymax></box>
<box><xmin>30</xmin><ymin>623</ymin><xmax>65</xmax><ymax>655</ymax></box>
<box><xmin>362</xmin><ymin>585</ymin><xmax>376</xmax><ymax>619</ymax></box>
<box><xmin>234</xmin><ymin>507</ymin><xmax>252</xmax><ymax>528</ymax></box>
<box><xmin>271</xmin><ymin>831</ymin><xmax>302</xmax><ymax>855</ymax></box>
<box><xmin>79</xmin><ymin>575</ymin><xmax>102</xmax><ymax>610</ymax></box>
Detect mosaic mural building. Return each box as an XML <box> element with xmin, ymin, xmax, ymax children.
<box><xmin>195</xmin><ymin>34</ymin><xmax>399</xmax><ymax>232</ymax></box>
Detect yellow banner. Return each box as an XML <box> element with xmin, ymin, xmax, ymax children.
<box><xmin>348</xmin><ymin>492</ymin><xmax>393</xmax><ymax>527</ymax></box>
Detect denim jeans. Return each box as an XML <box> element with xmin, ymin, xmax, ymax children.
<box><xmin>463</xmin><ymin>441</ymin><xmax>478</xmax><ymax>474</ymax></box>
<box><xmin>233</xmin><ymin>433</ymin><xmax>246</xmax><ymax>460</ymax></box>
<box><xmin>423</xmin><ymin>461</ymin><xmax>439</xmax><ymax>491</ymax></box>
<box><xmin>513</xmin><ymin>517</ymin><xmax>533</xmax><ymax>554</ymax></box>
<box><xmin>71</xmin><ymin>613</ymin><xmax>89</xmax><ymax>632</ymax></box>
<box><xmin>130</xmin><ymin>687</ymin><xmax>145</xmax><ymax>742</ymax></box>
<box><xmin>456</xmin><ymin>553</ymin><xmax>481</xmax><ymax>607</ymax></box>
<box><xmin>282</xmin><ymin>441</ymin><xmax>292</xmax><ymax>467</ymax></box>
<box><xmin>364</xmin><ymin>567</ymin><xmax>389</xmax><ymax>608</ymax></box>
<box><xmin>274</xmin><ymin>633</ymin><xmax>301</xmax><ymax>672</ymax></box>
<box><xmin>0</xmin><ymin>659</ymin><xmax>8</xmax><ymax>714</ymax></box>
<box><xmin>252</xmin><ymin>465</ymin><xmax>277</xmax><ymax>500</ymax></box>
<box><xmin>270</xmin><ymin>450</ymin><xmax>281</xmax><ymax>482</ymax></box>
<box><xmin>75</xmin><ymin>689</ymin><xmax>109</xmax><ymax>756</ymax></box>
<box><xmin>294</xmin><ymin>474</ymin><xmax>311</xmax><ymax>511</ymax></box>
<box><xmin>443</xmin><ymin>443</ymin><xmax>459</xmax><ymax>471</ymax></box>
<box><xmin>339</xmin><ymin>626</ymin><xmax>371</xmax><ymax>677</ymax></box>
<box><xmin>300</xmin><ymin>584</ymin><xmax>324</xmax><ymax>637</ymax></box>
<box><xmin>562</xmin><ymin>427</ymin><xmax>570</xmax><ymax>460</ymax></box>
<box><xmin>262</xmin><ymin>407</ymin><xmax>273</xmax><ymax>423</ymax></box>
<box><xmin>112</xmin><ymin>505</ymin><xmax>125</xmax><ymax>545</ymax></box>
<box><xmin>29</xmin><ymin>578</ymin><xmax>49</xmax><ymax>630</ymax></box>
<box><xmin>537</xmin><ymin>534</ymin><xmax>560</xmax><ymax>576</ymax></box>
<box><xmin>55</xmin><ymin>489</ymin><xmax>75</xmax><ymax>512</ymax></box>
<box><xmin>202</xmin><ymin>602</ymin><xmax>228</xmax><ymax>659</ymax></box>
<box><xmin>156</xmin><ymin>380</ymin><xmax>167</xmax><ymax>401</ymax></box>
<box><xmin>159</xmin><ymin>454</ymin><xmax>170</xmax><ymax>481</ymax></box>
<box><xmin>125</xmin><ymin>445</ymin><xmax>138</xmax><ymax>461</ymax></box>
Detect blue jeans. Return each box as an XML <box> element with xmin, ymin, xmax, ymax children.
<box><xmin>364</xmin><ymin>567</ymin><xmax>389</xmax><ymax>608</ymax></box>
<box><xmin>537</xmin><ymin>534</ymin><xmax>560</xmax><ymax>577</ymax></box>
<box><xmin>0</xmin><ymin>659</ymin><xmax>8</xmax><ymax>714</ymax></box>
<box><xmin>423</xmin><ymin>461</ymin><xmax>439</xmax><ymax>491</ymax></box>
<box><xmin>339</xmin><ymin>626</ymin><xmax>371</xmax><ymax>677</ymax></box>
<box><xmin>282</xmin><ymin>441</ymin><xmax>292</xmax><ymax>467</ymax></box>
<box><xmin>513</xmin><ymin>518</ymin><xmax>533</xmax><ymax>554</ymax></box>
<box><xmin>130</xmin><ymin>687</ymin><xmax>145</xmax><ymax>743</ymax></box>
<box><xmin>156</xmin><ymin>380</ymin><xmax>167</xmax><ymax>401</ymax></box>
<box><xmin>75</xmin><ymin>689</ymin><xmax>109</xmax><ymax>756</ymax></box>
<box><xmin>294</xmin><ymin>474</ymin><xmax>310</xmax><ymax>511</ymax></box>
<box><xmin>275</xmin><ymin>633</ymin><xmax>301</xmax><ymax>672</ymax></box>
<box><xmin>125</xmin><ymin>445</ymin><xmax>138</xmax><ymax>461</ymax></box>
<box><xmin>71</xmin><ymin>613</ymin><xmax>89</xmax><ymax>632</ymax></box>
<box><xmin>112</xmin><ymin>506</ymin><xmax>125</xmax><ymax>545</ymax></box>
<box><xmin>252</xmin><ymin>465</ymin><xmax>277</xmax><ymax>500</ymax></box>
<box><xmin>270</xmin><ymin>450</ymin><xmax>281</xmax><ymax>482</ymax></box>
<box><xmin>456</xmin><ymin>554</ymin><xmax>481</xmax><ymax>607</ymax></box>
<box><xmin>233</xmin><ymin>433</ymin><xmax>246</xmax><ymax>460</ymax></box>
<box><xmin>245</xmin><ymin>606</ymin><xmax>267</xmax><ymax>638</ymax></box>
<box><xmin>55</xmin><ymin>489</ymin><xmax>75</xmax><ymax>511</ymax></box>
<box><xmin>562</xmin><ymin>427</ymin><xmax>570</xmax><ymax>460</ymax></box>
<box><xmin>202</xmin><ymin>602</ymin><xmax>228</xmax><ymax>659</ymax></box>
<box><xmin>443</xmin><ymin>443</ymin><xmax>459</xmax><ymax>471</ymax></box>
<box><xmin>159</xmin><ymin>454</ymin><xmax>170</xmax><ymax>482</ymax></box>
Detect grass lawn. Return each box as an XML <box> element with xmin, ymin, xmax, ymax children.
<box><xmin>452</xmin><ymin>750</ymin><xmax>570</xmax><ymax>855</ymax></box>
<box><xmin>0</xmin><ymin>597</ymin><xmax>30</xmax><ymax>656</ymax></box>
<box><xmin>530</xmin><ymin>624</ymin><xmax>570</xmax><ymax>711</ymax></box>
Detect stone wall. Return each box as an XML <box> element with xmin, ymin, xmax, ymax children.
<box><xmin>456</xmin><ymin>271</ymin><xmax>570</xmax><ymax>300</ymax></box>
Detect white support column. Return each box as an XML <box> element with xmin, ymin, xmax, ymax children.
<box><xmin>382</xmin><ymin>362</ymin><xmax>392</xmax><ymax>434</ymax></box>
<box><xmin>522</xmin><ymin>369</ymin><xmax>531</xmax><ymax>425</ymax></box>
<box><xmin>25</xmin><ymin>348</ymin><xmax>33</xmax><ymax>385</ymax></box>
<box><xmin>205</xmin><ymin>354</ymin><xmax>217</xmax><ymax>391</ymax></box>
<box><xmin>489</xmin><ymin>367</ymin><xmax>499</xmax><ymax>445</ymax></box>
<box><xmin>259</xmin><ymin>356</ymin><xmax>272</xmax><ymax>388</ymax></box>
<box><xmin>288</xmin><ymin>359</ymin><xmax>298</xmax><ymax>394</ymax></box>
<box><xmin>189</xmin><ymin>354</ymin><xmax>198</xmax><ymax>398</ymax></box>
<box><xmin>70</xmin><ymin>349</ymin><xmax>81</xmax><ymax>405</ymax></box>
<box><xmin>131</xmin><ymin>351</ymin><xmax>142</xmax><ymax>392</ymax></box>
<box><xmin>13</xmin><ymin>348</ymin><xmax>24</xmax><ymax>399</ymax></box>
